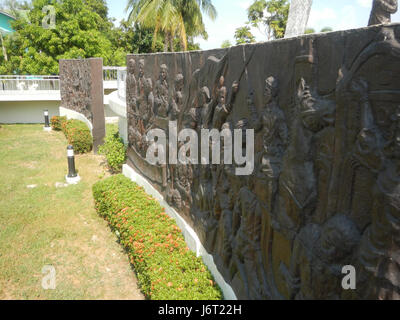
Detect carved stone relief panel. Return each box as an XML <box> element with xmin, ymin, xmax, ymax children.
<box><xmin>126</xmin><ymin>25</ymin><xmax>400</xmax><ymax>300</ymax></box>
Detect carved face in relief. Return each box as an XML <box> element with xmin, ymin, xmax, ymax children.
<box><xmin>264</xmin><ymin>77</ymin><xmax>278</xmax><ymax>105</ymax></box>
<box><xmin>318</xmin><ymin>215</ymin><xmax>360</xmax><ymax>263</ymax></box>
<box><xmin>160</xmin><ymin>64</ymin><xmax>168</xmax><ymax>82</ymax></box>
<box><xmin>128</xmin><ymin>59</ymin><xmax>136</xmax><ymax>73</ymax></box>
<box><xmin>172</xmin><ymin>190</ymin><xmax>182</xmax><ymax>208</ymax></box>
<box><xmin>175</xmin><ymin>74</ymin><xmax>184</xmax><ymax>92</ymax></box>
<box><xmin>139</xmin><ymin>59</ymin><xmax>145</xmax><ymax>78</ymax></box>
<box><xmin>218</xmin><ymin>77</ymin><xmax>227</xmax><ymax>105</ymax></box>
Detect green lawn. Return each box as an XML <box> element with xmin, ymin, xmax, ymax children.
<box><xmin>0</xmin><ymin>124</ymin><xmax>143</xmax><ymax>300</ymax></box>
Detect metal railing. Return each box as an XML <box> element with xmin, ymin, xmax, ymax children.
<box><xmin>0</xmin><ymin>75</ymin><xmax>60</xmax><ymax>94</ymax></box>
<box><xmin>103</xmin><ymin>66</ymin><xmax>126</xmax><ymax>81</ymax></box>
<box><xmin>0</xmin><ymin>67</ymin><xmax>127</xmax><ymax>97</ymax></box>
<box><xmin>117</xmin><ymin>68</ymin><xmax>126</xmax><ymax>101</ymax></box>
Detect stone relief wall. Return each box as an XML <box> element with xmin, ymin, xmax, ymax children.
<box><xmin>59</xmin><ymin>58</ymin><xmax>105</xmax><ymax>153</ymax></box>
<box><xmin>126</xmin><ymin>25</ymin><xmax>400</xmax><ymax>300</ymax></box>
<box><xmin>60</xmin><ymin>59</ymin><xmax>92</xmax><ymax>122</ymax></box>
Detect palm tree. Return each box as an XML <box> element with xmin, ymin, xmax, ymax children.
<box><xmin>126</xmin><ymin>0</ymin><xmax>217</xmax><ymax>52</ymax></box>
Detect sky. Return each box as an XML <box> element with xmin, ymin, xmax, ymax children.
<box><xmin>106</xmin><ymin>0</ymin><xmax>400</xmax><ymax>50</ymax></box>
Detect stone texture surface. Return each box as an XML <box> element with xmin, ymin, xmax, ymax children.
<box><xmin>126</xmin><ymin>24</ymin><xmax>400</xmax><ymax>300</ymax></box>
<box><xmin>59</xmin><ymin>58</ymin><xmax>105</xmax><ymax>153</ymax></box>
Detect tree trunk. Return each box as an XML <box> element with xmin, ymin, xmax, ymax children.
<box><xmin>0</xmin><ymin>33</ymin><xmax>8</xmax><ymax>62</ymax></box>
<box><xmin>164</xmin><ymin>35</ymin><xmax>169</xmax><ymax>52</ymax></box>
<box><xmin>170</xmin><ymin>36</ymin><xmax>174</xmax><ymax>52</ymax></box>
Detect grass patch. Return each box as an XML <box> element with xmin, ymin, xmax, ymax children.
<box><xmin>93</xmin><ymin>175</ymin><xmax>223</xmax><ymax>300</ymax></box>
<box><xmin>0</xmin><ymin>124</ymin><xmax>143</xmax><ymax>300</ymax></box>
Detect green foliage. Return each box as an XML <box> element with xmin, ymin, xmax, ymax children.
<box><xmin>304</xmin><ymin>27</ymin><xmax>333</xmax><ymax>35</ymax></box>
<box><xmin>62</xmin><ymin>119</ymin><xmax>93</xmax><ymax>154</ymax></box>
<box><xmin>92</xmin><ymin>175</ymin><xmax>223</xmax><ymax>300</ymax></box>
<box><xmin>320</xmin><ymin>27</ymin><xmax>333</xmax><ymax>33</ymax></box>
<box><xmin>247</xmin><ymin>0</ymin><xmax>289</xmax><ymax>40</ymax></box>
<box><xmin>108</xmin><ymin>20</ymin><xmax>164</xmax><ymax>56</ymax></box>
<box><xmin>0</xmin><ymin>0</ymin><xmax>163</xmax><ymax>74</ymax></box>
<box><xmin>221</xmin><ymin>40</ymin><xmax>232</xmax><ymax>48</ymax></box>
<box><xmin>98</xmin><ymin>129</ymin><xmax>127</xmax><ymax>173</ymax></box>
<box><xmin>0</xmin><ymin>0</ymin><xmax>117</xmax><ymax>74</ymax></box>
<box><xmin>50</xmin><ymin>115</ymin><xmax>67</xmax><ymax>131</ymax></box>
<box><xmin>234</xmin><ymin>26</ymin><xmax>256</xmax><ymax>45</ymax></box>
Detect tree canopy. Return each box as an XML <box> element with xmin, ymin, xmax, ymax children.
<box><xmin>234</xmin><ymin>26</ymin><xmax>256</xmax><ymax>45</ymax></box>
<box><xmin>0</xmin><ymin>0</ymin><xmax>171</xmax><ymax>75</ymax></box>
<box><xmin>221</xmin><ymin>40</ymin><xmax>232</xmax><ymax>48</ymax></box>
<box><xmin>126</xmin><ymin>0</ymin><xmax>216</xmax><ymax>52</ymax></box>
<box><xmin>247</xmin><ymin>0</ymin><xmax>289</xmax><ymax>40</ymax></box>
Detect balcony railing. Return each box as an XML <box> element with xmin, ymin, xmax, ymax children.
<box><xmin>103</xmin><ymin>66</ymin><xmax>126</xmax><ymax>81</ymax></box>
<box><xmin>0</xmin><ymin>75</ymin><xmax>60</xmax><ymax>94</ymax></box>
<box><xmin>0</xmin><ymin>67</ymin><xmax>127</xmax><ymax>100</ymax></box>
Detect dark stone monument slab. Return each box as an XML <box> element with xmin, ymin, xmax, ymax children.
<box><xmin>126</xmin><ymin>24</ymin><xmax>400</xmax><ymax>300</ymax></box>
<box><xmin>59</xmin><ymin>58</ymin><xmax>105</xmax><ymax>153</ymax></box>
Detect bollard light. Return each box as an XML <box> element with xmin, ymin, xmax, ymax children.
<box><xmin>43</xmin><ymin>110</ymin><xmax>51</xmax><ymax>132</ymax></box>
<box><xmin>67</xmin><ymin>145</ymin><xmax>77</xmax><ymax>178</ymax></box>
<box><xmin>44</xmin><ymin>110</ymin><xmax>50</xmax><ymax>128</ymax></box>
<box><xmin>66</xmin><ymin>145</ymin><xmax>80</xmax><ymax>184</ymax></box>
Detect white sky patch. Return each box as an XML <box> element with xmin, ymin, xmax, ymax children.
<box><xmin>308</xmin><ymin>7</ymin><xmax>338</xmax><ymax>31</ymax></box>
<box><xmin>357</xmin><ymin>0</ymin><xmax>372</xmax><ymax>8</ymax></box>
<box><xmin>237</xmin><ymin>1</ymin><xmax>252</xmax><ymax>10</ymax></box>
<box><xmin>337</xmin><ymin>5</ymin><xmax>359</xmax><ymax>30</ymax></box>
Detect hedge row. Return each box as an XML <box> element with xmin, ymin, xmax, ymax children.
<box><xmin>98</xmin><ymin>127</ymin><xmax>126</xmax><ymax>173</ymax></box>
<box><xmin>92</xmin><ymin>175</ymin><xmax>223</xmax><ymax>300</ymax></box>
<box><xmin>51</xmin><ymin>116</ymin><xmax>93</xmax><ymax>154</ymax></box>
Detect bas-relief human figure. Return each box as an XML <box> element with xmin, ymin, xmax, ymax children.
<box><xmin>278</xmin><ymin>78</ymin><xmax>335</xmax><ymax>237</ymax></box>
<box><xmin>348</xmin><ymin>80</ymin><xmax>400</xmax><ymax>300</ymax></box>
<box><xmin>155</xmin><ymin>64</ymin><xmax>169</xmax><ymax>118</ymax></box>
<box><xmin>212</xmin><ymin>78</ymin><xmax>239</xmax><ymax>130</ymax></box>
<box><xmin>138</xmin><ymin>59</ymin><xmax>145</xmax><ymax>98</ymax></box>
<box><xmin>139</xmin><ymin>78</ymin><xmax>155</xmax><ymax>129</ymax></box>
<box><xmin>285</xmin><ymin>215</ymin><xmax>360</xmax><ymax>300</ymax></box>
<box><xmin>169</xmin><ymin>74</ymin><xmax>184</xmax><ymax>121</ymax></box>
<box><xmin>249</xmin><ymin>77</ymin><xmax>288</xmax><ymax>213</ymax></box>
<box><xmin>369</xmin><ymin>0</ymin><xmax>398</xmax><ymax>26</ymax></box>
<box><xmin>229</xmin><ymin>176</ymin><xmax>270</xmax><ymax>300</ymax></box>
<box><xmin>126</xmin><ymin>58</ymin><xmax>139</xmax><ymax>133</ymax></box>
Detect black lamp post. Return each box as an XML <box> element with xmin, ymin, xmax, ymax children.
<box><xmin>44</xmin><ymin>110</ymin><xmax>50</xmax><ymax>128</ymax></box>
<box><xmin>67</xmin><ymin>145</ymin><xmax>77</xmax><ymax>178</ymax></box>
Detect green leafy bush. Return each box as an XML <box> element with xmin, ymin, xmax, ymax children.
<box><xmin>92</xmin><ymin>175</ymin><xmax>223</xmax><ymax>300</ymax></box>
<box><xmin>50</xmin><ymin>116</ymin><xmax>67</xmax><ymax>131</ymax></box>
<box><xmin>62</xmin><ymin>119</ymin><xmax>93</xmax><ymax>154</ymax></box>
<box><xmin>98</xmin><ymin>130</ymin><xmax>127</xmax><ymax>173</ymax></box>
